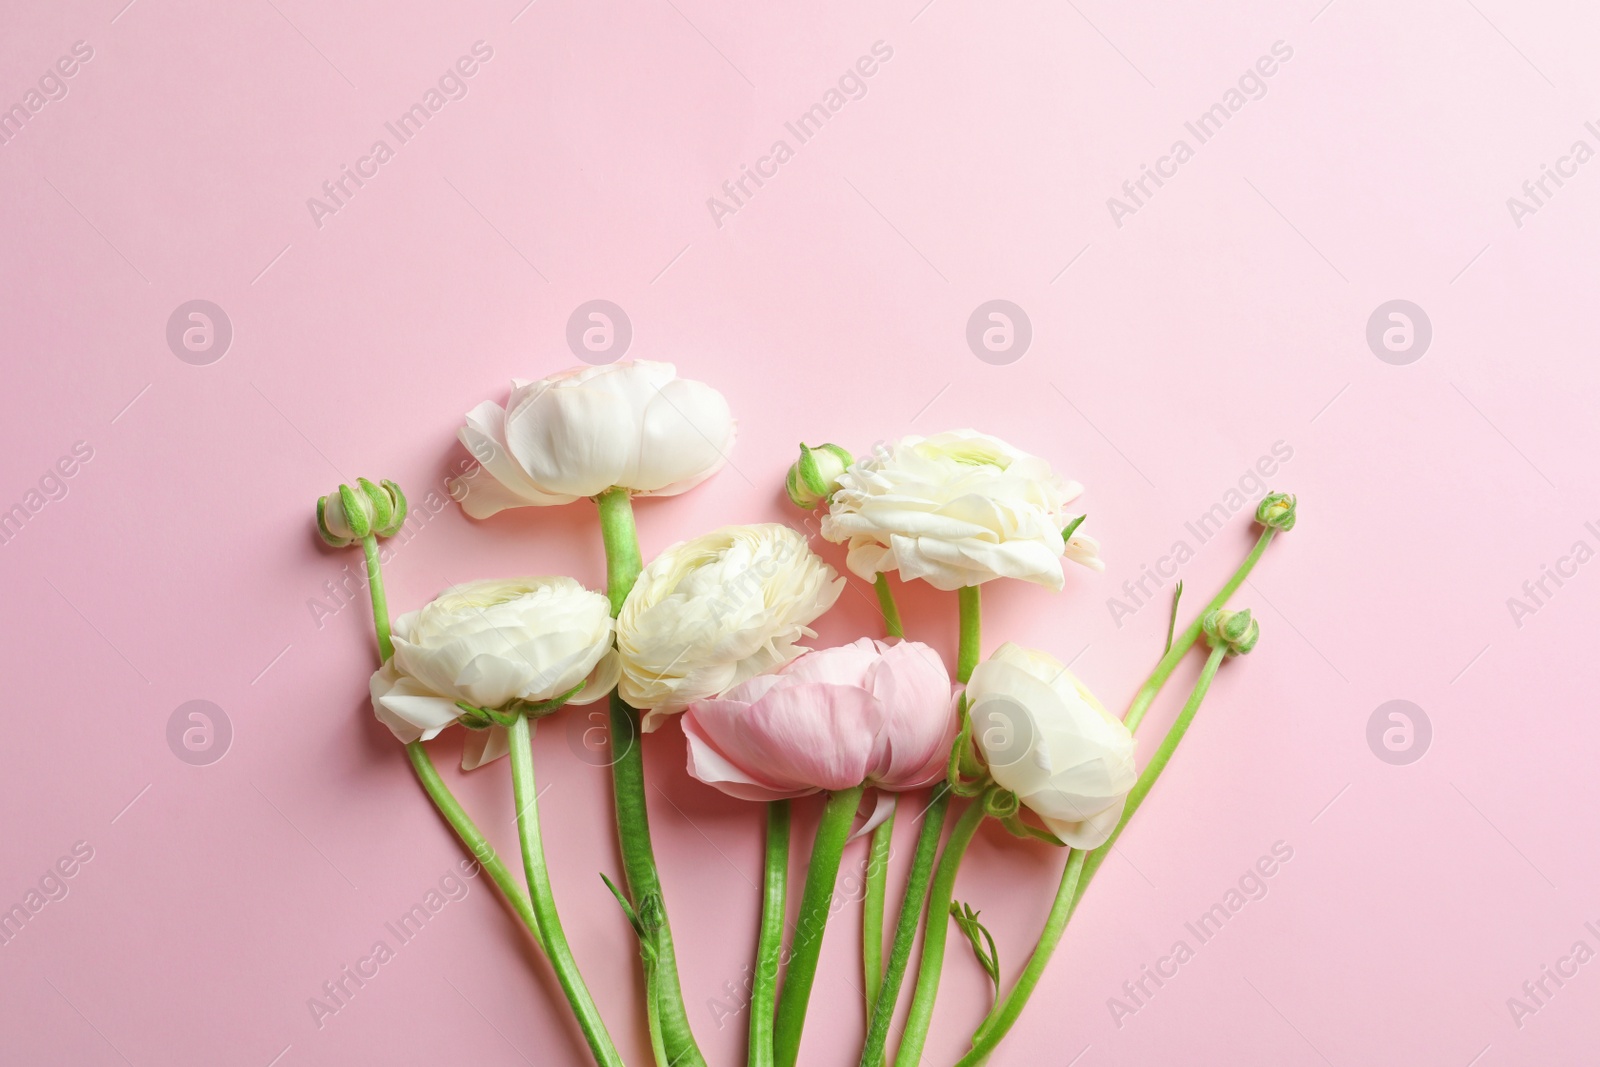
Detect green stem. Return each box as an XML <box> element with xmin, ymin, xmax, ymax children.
<box><xmin>357</xmin><ymin>532</ymin><xmax>542</xmax><ymax>949</ymax></box>
<box><xmin>954</xmin><ymin>850</ymin><xmax>1086</xmax><ymax>1067</ymax></box>
<box><xmin>956</xmin><ymin>586</ymin><xmax>982</xmax><ymax>684</ymax></box>
<box><xmin>751</xmin><ymin>801</ymin><xmax>791</xmax><ymax>1067</ymax></box>
<box><xmin>862</xmin><ymin>804</ymin><xmax>896</xmax><ymax>1019</ymax></box>
<box><xmin>404</xmin><ymin>741</ymin><xmax>543</xmax><ymax>948</ymax></box>
<box><xmin>773</xmin><ymin>784</ymin><xmax>867</xmax><ymax>1067</ymax></box>
<box><xmin>360</xmin><ymin>535</ymin><xmax>393</xmax><ymax>662</ymax></box>
<box><xmin>962</xmin><ymin>644</ymin><xmax>1230</xmax><ymax>1064</ymax></box>
<box><xmin>1124</xmin><ymin>527</ymin><xmax>1272</xmax><ymax>732</ymax></box>
<box><xmin>859</xmin><ymin>787</ymin><xmax>949</xmax><ymax>1067</ymax></box>
<box><xmin>597</xmin><ymin>487</ymin><xmax>642</xmax><ymax>615</ymax></box>
<box><xmin>873</xmin><ymin>574</ymin><xmax>904</xmax><ymax>639</ymax></box>
<box><xmin>506</xmin><ymin>716</ymin><xmax>624</xmax><ymax>1067</ymax></box>
<box><xmin>595</xmin><ymin>487</ymin><xmax>705</xmax><ymax>1067</ymax></box>
<box><xmin>893</xmin><ymin>799</ymin><xmax>986</xmax><ymax>1067</ymax></box>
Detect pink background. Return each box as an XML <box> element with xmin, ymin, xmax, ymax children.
<box><xmin>2</xmin><ymin>0</ymin><xmax>1596</xmax><ymax>1064</ymax></box>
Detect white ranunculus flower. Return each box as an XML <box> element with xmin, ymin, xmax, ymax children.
<box><xmin>370</xmin><ymin>576</ymin><xmax>620</xmax><ymax>768</ymax></box>
<box><xmin>966</xmin><ymin>642</ymin><xmax>1136</xmax><ymax>849</ymax></box>
<box><xmin>820</xmin><ymin>430</ymin><xmax>1102</xmax><ymax>591</ymax></box>
<box><xmin>617</xmin><ymin>524</ymin><xmax>845</xmax><ymax>731</ymax></box>
<box><xmin>448</xmin><ymin>360</ymin><xmax>736</xmax><ymax>518</ymax></box>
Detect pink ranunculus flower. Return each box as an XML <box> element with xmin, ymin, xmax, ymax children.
<box><xmin>682</xmin><ymin>638</ymin><xmax>957</xmax><ymax>801</ymax></box>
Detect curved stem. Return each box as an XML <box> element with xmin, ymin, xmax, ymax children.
<box><xmin>859</xmin><ymin>787</ymin><xmax>949</xmax><ymax>1067</ymax></box>
<box><xmin>404</xmin><ymin>741</ymin><xmax>543</xmax><ymax>948</ymax></box>
<box><xmin>955</xmin><ymin>850</ymin><xmax>1085</xmax><ymax>1067</ymax></box>
<box><xmin>506</xmin><ymin>716</ymin><xmax>624</xmax><ymax>1067</ymax></box>
<box><xmin>963</xmin><ymin>644</ymin><xmax>1231</xmax><ymax>1064</ymax></box>
<box><xmin>893</xmin><ymin>799</ymin><xmax>986</xmax><ymax>1067</ymax></box>
<box><xmin>596</xmin><ymin>488</ymin><xmax>705</xmax><ymax>1067</ymax></box>
<box><xmin>873</xmin><ymin>574</ymin><xmax>904</xmax><ymax>639</ymax></box>
<box><xmin>773</xmin><ymin>784</ymin><xmax>867</xmax><ymax>1067</ymax></box>
<box><xmin>750</xmin><ymin>800</ymin><xmax>791</xmax><ymax>1067</ymax></box>
<box><xmin>360</xmin><ymin>535</ymin><xmax>393</xmax><ymax>662</ymax></box>
<box><xmin>862</xmin><ymin>804</ymin><xmax>896</xmax><ymax>1019</ymax></box>
<box><xmin>956</xmin><ymin>586</ymin><xmax>982</xmax><ymax>684</ymax></box>
<box><xmin>1124</xmin><ymin>527</ymin><xmax>1271</xmax><ymax>732</ymax></box>
<box><xmin>356</xmin><ymin>533</ymin><xmax>541</xmax><ymax>948</ymax></box>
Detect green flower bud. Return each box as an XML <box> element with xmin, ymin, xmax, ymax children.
<box><xmin>316</xmin><ymin>478</ymin><xmax>408</xmax><ymax>547</ymax></box>
<box><xmin>1256</xmin><ymin>492</ymin><xmax>1297</xmax><ymax>532</ymax></box>
<box><xmin>785</xmin><ymin>442</ymin><xmax>853</xmax><ymax>509</ymax></box>
<box><xmin>1202</xmin><ymin>608</ymin><xmax>1260</xmax><ymax>656</ymax></box>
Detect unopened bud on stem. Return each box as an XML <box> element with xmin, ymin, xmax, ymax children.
<box><xmin>785</xmin><ymin>443</ymin><xmax>853</xmax><ymax>509</ymax></box>
<box><xmin>317</xmin><ymin>478</ymin><xmax>408</xmax><ymax>547</ymax></box>
<box><xmin>1202</xmin><ymin>607</ymin><xmax>1259</xmax><ymax>656</ymax></box>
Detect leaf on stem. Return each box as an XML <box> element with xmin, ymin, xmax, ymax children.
<box><xmin>1163</xmin><ymin>580</ymin><xmax>1184</xmax><ymax>655</ymax></box>
<box><xmin>950</xmin><ymin>901</ymin><xmax>1001</xmax><ymax>1009</ymax></box>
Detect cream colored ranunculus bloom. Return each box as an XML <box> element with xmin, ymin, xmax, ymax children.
<box><xmin>821</xmin><ymin>430</ymin><xmax>1101</xmax><ymax>591</ymax></box>
<box><xmin>369</xmin><ymin>576</ymin><xmax>619</xmax><ymax>768</ymax></box>
<box><xmin>616</xmin><ymin>524</ymin><xmax>844</xmax><ymax>730</ymax></box>
<box><xmin>966</xmin><ymin>642</ymin><xmax>1135</xmax><ymax>848</ymax></box>
<box><xmin>449</xmin><ymin>361</ymin><xmax>735</xmax><ymax>517</ymax></box>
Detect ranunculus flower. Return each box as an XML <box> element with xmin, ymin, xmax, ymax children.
<box><xmin>448</xmin><ymin>361</ymin><xmax>736</xmax><ymax>518</ymax></box>
<box><xmin>682</xmin><ymin>638</ymin><xmax>957</xmax><ymax>801</ymax></box>
<box><xmin>369</xmin><ymin>576</ymin><xmax>619</xmax><ymax>768</ymax></box>
<box><xmin>616</xmin><ymin>524</ymin><xmax>844</xmax><ymax>730</ymax></box>
<box><xmin>966</xmin><ymin>642</ymin><xmax>1135</xmax><ymax>848</ymax></box>
<box><xmin>820</xmin><ymin>430</ymin><xmax>1102</xmax><ymax>591</ymax></box>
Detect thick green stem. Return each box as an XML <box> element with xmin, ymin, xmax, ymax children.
<box><xmin>404</xmin><ymin>741</ymin><xmax>543</xmax><ymax>948</ymax></box>
<box><xmin>862</xmin><ymin>804</ymin><xmax>896</xmax><ymax>1019</ymax></box>
<box><xmin>859</xmin><ymin>787</ymin><xmax>949</xmax><ymax>1067</ymax></box>
<box><xmin>773</xmin><ymin>784</ymin><xmax>867</xmax><ymax>1067</ymax></box>
<box><xmin>956</xmin><ymin>586</ymin><xmax>982</xmax><ymax>684</ymax></box>
<box><xmin>595</xmin><ymin>488</ymin><xmax>705</xmax><ymax>1067</ymax></box>
<box><xmin>962</xmin><ymin>644</ymin><xmax>1230</xmax><ymax>1064</ymax></box>
<box><xmin>1124</xmin><ymin>527</ymin><xmax>1271</xmax><ymax>732</ymax></box>
<box><xmin>596</xmin><ymin>487</ymin><xmax>642</xmax><ymax>615</ymax></box>
<box><xmin>751</xmin><ymin>801</ymin><xmax>791</xmax><ymax>1067</ymax></box>
<box><xmin>893</xmin><ymin>799</ymin><xmax>986</xmax><ymax>1067</ymax></box>
<box><xmin>506</xmin><ymin>716</ymin><xmax>624</xmax><ymax>1067</ymax></box>
<box><xmin>873</xmin><ymin>574</ymin><xmax>904</xmax><ymax>639</ymax></box>
<box><xmin>360</xmin><ymin>535</ymin><xmax>393</xmax><ymax>662</ymax></box>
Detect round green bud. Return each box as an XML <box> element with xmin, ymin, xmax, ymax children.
<box><xmin>1256</xmin><ymin>492</ymin><xmax>1297</xmax><ymax>532</ymax></box>
<box><xmin>785</xmin><ymin>442</ymin><xmax>853</xmax><ymax>509</ymax></box>
<box><xmin>1202</xmin><ymin>607</ymin><xmax>1259</xmax><ymax>656</ymax></box>
<box><xmin>316</xmin><ymin>478</ymin><xmax>408</xmax><ymax>547</ymax></box>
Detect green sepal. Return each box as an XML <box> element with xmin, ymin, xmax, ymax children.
<box><xmin>1061</xmin><ymin>513</ymin><xmax>1087</xmax><ymax>541</ymax></box>
<box><xmin>314</xmin><ymin>495</ymin><xmax>351</xmax><ymax>547</ymax></box>
<box><xmin>336</xmin><ymin>483</ymin><xmax>372</xmax><ymax>539</ymax></box>
<box><xmin>376</xmin><ymin>479</ymin><xmax>408</xmax><ymax>537</ymax></box>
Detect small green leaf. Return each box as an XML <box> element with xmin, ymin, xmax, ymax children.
<box><xmin>1061</xmin><ymin>514</ymin><xmax>1087</xmax><ymax>541</ymax></box>
<box><xmin>950</xmin><ymin>901</ymin><xmax>1001</xmax><ymax>1009</ymax></box>
<box><xmin>1163</xmin><ymin>580</ymin><xmax>1184</xmax><ymax>655</ymax></box>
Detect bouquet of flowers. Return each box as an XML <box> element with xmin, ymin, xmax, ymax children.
<box><xmin>313</xmin><ymin>360</ymin><xmax>1296</xmax><ymax>1066</ymax></box>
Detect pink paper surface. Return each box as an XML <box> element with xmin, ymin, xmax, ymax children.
<box><xmin>2</xmin><ymin>1</ymin><xmax>1595</xmax><ymax>1064</ymax></box>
